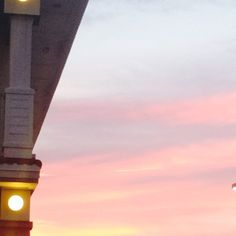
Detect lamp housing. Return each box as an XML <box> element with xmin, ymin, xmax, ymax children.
<box><xmin>0</xmin><ymin>181</ymin><xmax>35</xmax><ymax>221</ymax></box>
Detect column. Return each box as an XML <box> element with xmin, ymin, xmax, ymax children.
<box><xmin>0</xmin><ymin>14</ymin><xmax>41</xmax><ymax>236</ymax></box>
<box><xmin>3</xmin><ymin>15</ymin><xmax>34</xmax><ymax>159</ymax></box>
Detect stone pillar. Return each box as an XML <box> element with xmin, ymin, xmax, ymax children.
<box><xmin>3</xmin><ymin>15</ymin><xmax>34</xmax><ymax>159</ymax></box>
<box><xmin>0</xmin><ymin>14</ymin><xmax>40</xmax><ymax>236</ymax></box>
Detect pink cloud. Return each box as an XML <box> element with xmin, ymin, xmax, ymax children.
<box><xmin>48</xmin><ymin>91</ymin><xmax>236</xmax><ymax>125</ymax></box>
<box><xmin>31</xmin><ymin>137</ymin><xmax>236</xmax><ymax>236</ymax></box>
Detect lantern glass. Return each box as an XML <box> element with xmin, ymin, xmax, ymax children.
<box><xmin>8</xmin><ymin>195</ymin><xmax>24</xmax><ymax>211</ymax></box>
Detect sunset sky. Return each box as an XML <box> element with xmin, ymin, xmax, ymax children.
<box><xmin>31</xmin><ymin>1</ymin><xmax>236</xmax><ymax>235</ymax></box>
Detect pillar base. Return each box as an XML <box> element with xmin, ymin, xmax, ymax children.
<box><xmin>0</xmin><ymin>220</ymin><xmax>32</xmax><ymax>236</ymax></box>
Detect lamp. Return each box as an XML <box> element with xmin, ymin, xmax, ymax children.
<box><xmin>4</xmin><ymin>0</ymin><xmax>40</xmax><ymax>15</ymax></box>
<box><xmin>8</xmin><ymin>195</ymin><xmax>24</xmax><ymax>212</ymax></box>
<box><xmin>232</xmin><ymin>183</ymin><xmax>236</xmax><ymax>191</ymax></box>
<box><xmin>0</xmin><ymin>185</ymin><xmax>32</xmax><ymax>221</ymax></box>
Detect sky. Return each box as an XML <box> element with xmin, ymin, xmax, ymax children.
<box><xmin>31</xmin><ymin>1</ymin><xmax>236</xmax><ymax>235</ymax></box>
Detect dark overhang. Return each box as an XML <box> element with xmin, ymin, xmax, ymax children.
<box><xmin>31</xmin><ymin>0</ymin><xmax>89</xmax><ymax>143</ymax></box>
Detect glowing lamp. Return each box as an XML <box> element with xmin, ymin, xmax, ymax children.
<box><xmin>4</xmin><ymin>0</ymin><xmax>40</xmax><ymax>15</ymax></box>
<box><xmin>8</xmin><ymin>195</ymin><xmax>24</xmax><ymax>211</ymax></box>
<box><xmin>232</xmin><ymin>183</ymin><xmax>236</xmax><ymax>191</ymax></box>
<box><xmin>0</xmin><ymin>187</ymin><xmax>32</xmax><ymax>221</ymax></box>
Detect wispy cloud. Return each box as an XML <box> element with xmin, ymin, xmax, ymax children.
<box><xmin>46</xmin><ymin>91</ymin><xmax>236</xmax><ymax>125</ymax></box>
<box><xmin>32</xmin><ymin>137</ymin><xmax>236</xmax><ymax>233</ymax></box>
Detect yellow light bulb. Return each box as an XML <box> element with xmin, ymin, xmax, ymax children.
<box><xmin>8</xmin><ymin>195</ymin><xmax>24</xmax><ymax>211</ymax></box>
<box><xmin>18</xmin><ymin>0</ymin><xmax>28</xmax><ymax>2</ymax></box>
